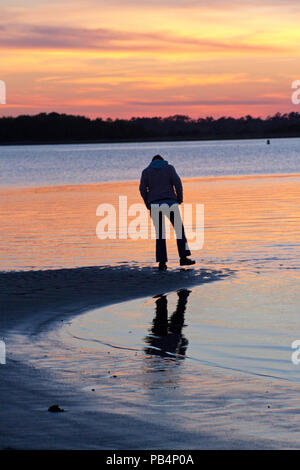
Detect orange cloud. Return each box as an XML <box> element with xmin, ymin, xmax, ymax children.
<box><xmin>0</xmin><ymin>24</ymin><xmax>290</xmax><ymax>55</ymax></box>
<box><xmin>1</xmin><ymin>0</ymin><xmax>300</xmax><ymax>118</ymax></box>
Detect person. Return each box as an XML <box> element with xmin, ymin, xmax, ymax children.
<box><xmin>139</xmin><ymin>155</ymin><xmax>195</xmax><ymax>270</ymax></box>
<box><xmin>144</xmin><ymin>289</ymin><xmax>191</xmax><ymax>357</ymax></box>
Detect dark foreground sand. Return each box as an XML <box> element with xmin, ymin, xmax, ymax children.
<box><xmin>0</xmin><ymin>265</ymin><xmax>240</xmax><ymax>450</ymax></box>
<box><xmin>1</xmin><ymin>265</ymin><xmax>300</xmax><ymax>450</ymax></box>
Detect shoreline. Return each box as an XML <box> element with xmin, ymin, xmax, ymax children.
<box><xmin>0</xmin><ymin>265</ymin><xmax>241</xmax><ymax>450</ymax></box>
<box><xmin>0</xmin><ymin>134</ymin><xmax>299</xmax><ymax>147</ymax></box>
<box><xmin>2</xmin><ymin>265</ymin><xmax>300</xmax><ymax>449</ymax></box>
<box><xmin>0</xmin><ymin>265</ymin><xmax>230</xmax><ymax>333</ymax></box>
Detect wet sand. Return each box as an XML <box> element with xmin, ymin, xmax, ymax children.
<box><xmin>2</xmin><ymin>265</ymin><xmax>300</xmax><ymax>450</ymax></box>
<box><xmin>1</xmin><ymin>175</ymin><xmax>300</xmax><ymax>449</ymax></box>
<box><xmin>0</xmin><ymin>265</ymin><xmax>238</xmax><ymax>450</ymax></box>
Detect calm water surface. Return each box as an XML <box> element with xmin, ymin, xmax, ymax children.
<box><xmin>2</xmin><ymin>139</ymin><xmax>300</xmax><ymax>390</ymax></box>
<box><xmin>1</xmin><ymin>137</ymin><xmax>300</xmax><ymax>187</ymax></box>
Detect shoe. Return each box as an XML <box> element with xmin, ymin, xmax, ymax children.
<box><xmin>158</xmin><ymin>261</ymin><xmax>167</xmax><ymax>271</ymax></box>
<box><xmin>180</xmin><ymin>257</ymin><xmax>195</xmax><ymax>266</ymax></box>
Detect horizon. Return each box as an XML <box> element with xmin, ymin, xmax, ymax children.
<box><xmin>1</xmin><ymin>0</ymin><xmax>300</xmax><ymax>119</ymax></box>
<box><xmin>0</xmin><ymin>110</ymin><xmax>299</xmax><ymax>121</ymax></box>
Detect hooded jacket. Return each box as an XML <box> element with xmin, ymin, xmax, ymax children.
<box><xmin>139</xmin><ymin>160</ymin><xmax>183</xmax><ymax>208</ymax></box>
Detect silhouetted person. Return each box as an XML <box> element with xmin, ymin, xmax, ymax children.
<box><xmin>139</xmin><ymin>155</ymin><xmax>195</xmax><ymax>271</ymax></box>
<box><xmin>144</xmin><ymin>289</ymin><xmax>191</xmax><ymax>357</ymax></box>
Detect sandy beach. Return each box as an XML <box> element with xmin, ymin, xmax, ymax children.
<box><xmin>1</xmin><ymin>174</ymin><xmax>300</xmax><ymax>449</ymax></box>
<box><xmin>2</xmin><ymin>265</ymin><xmax>300</xmax><ymax>450</ymax></box>
<box><xmin>0</xmin><ymin>265</ymin><xmax>237</xmax><ymax>450</ymax></box>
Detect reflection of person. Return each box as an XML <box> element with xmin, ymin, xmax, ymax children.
<box><xmin>144</xmin><ymin>289</ymin><xmax>191</xmax><ymax>358</ymax></box>
<box><xmin>139</xmin><ymin>155</ymin><xmax>195</xmax><ymax>271</ymax></box>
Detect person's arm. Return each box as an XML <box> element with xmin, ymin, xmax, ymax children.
<box><xmin>170</xmin><ymin>165</ymin><xmax>183</xmax><ymax>204</ymax></box>
<box><xmin>139</xmin><ymin>170</ymin><xmax>150</xmax><ymax>208</ymax></box>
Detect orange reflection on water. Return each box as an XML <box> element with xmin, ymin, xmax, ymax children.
<box><xmin>1</xmin><ymin>174</ymin><xmax>300</xmax><ymax>270</ymax></box>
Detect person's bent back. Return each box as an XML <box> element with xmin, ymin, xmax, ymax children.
<box><xmin>139</xmin><ymin>155</ymin><xmax>182</xmax><ymax>208</ymax></box>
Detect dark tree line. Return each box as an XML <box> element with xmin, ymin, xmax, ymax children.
<box><xmin>0</xmin><ymin>112</ymin><xmax>300</xmax><ymax>144</ymax></box>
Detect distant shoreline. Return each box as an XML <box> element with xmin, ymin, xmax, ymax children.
<box><xmin>1</xmin><ymin>111</ymin><xmax>299</xmax><ymax>146</ymax></box>
<box><xmin>0</xmin><ymin>134</ymin><xmax>299</xmax><ymax>146</ymax></box>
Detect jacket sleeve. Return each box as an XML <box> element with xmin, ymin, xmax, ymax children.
<box><xmin>139</xmin><ymin>170</ymin><xmax>149</xmax><ymax>208</ymax></box>
<box><xmin>170</xmin><ymin>166</ymin><xmax>183</xmax><ymax>204</ymax></box>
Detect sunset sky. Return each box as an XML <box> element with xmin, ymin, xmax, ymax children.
<box><xmin>1</xmin><ymin>0</ymin><xmax>300</xmax><ymax>119</ymax></box>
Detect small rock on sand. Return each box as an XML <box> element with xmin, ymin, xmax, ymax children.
<box><xmin>48</xmin><ymin>404</ymin><xmax>65</xmax><ymax>412</ymax></box>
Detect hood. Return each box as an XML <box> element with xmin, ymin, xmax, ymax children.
<box><xmin>149</xmin><ymin>160</ymin><xmax>169</xmax><ymax>169</ymax></box>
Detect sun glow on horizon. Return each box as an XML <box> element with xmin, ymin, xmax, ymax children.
<box><xmin>1</xmin><ymin>0</ymin><xmax>300</xmax><ymax>119</ymax></box>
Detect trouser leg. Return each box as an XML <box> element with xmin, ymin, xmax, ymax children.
<box><xmin>152</xmin><ymin>295</ymin><xmax>168</xmax><ymax>336</ymax></box>
<box><xmin>169</xmin><ymin>290</ymin><xmax>190</xmax><ymax>334</ymax></box>
<box><xmin>154</xmin><ymin>210</ymin><xmax>168</xmax><ymax>262</ymax></box>
<box><xmin>169</xmin><ymin>208</ymin><xmax>191</xmax><ymax>259</ymax></box>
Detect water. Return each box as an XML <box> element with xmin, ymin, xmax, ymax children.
<box><xmin>2</xmin><ymin>139</ymin><xmax>300</xmax><ymax>442</ymax></box>
<box><xmin>3</xmin><ymin>171</ymin><xmax>299</xmax><ymax>385</ymax></box>
<box><xmin>1</xmin><ymin>138</ymin><xmax>300</xmax><ymax>382</ymax></box>
<box><xmin>19</xmin><ymin>268</ymin><xmax>300</xmax><ymax>396</ymax></box>
<box><xmin>1</xmin><ymin>173</ymin><xmax>299</xmax><ymax>271</ymax></box>
<box><xmin>55</xmin><ymin>271</ymin><xmax>300</xmax><ymax>383</ymax></box>
<box><xmin>1</xmin><ymin>137</ymin><xmax>300</xmax><ymax>187</ymax></box>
